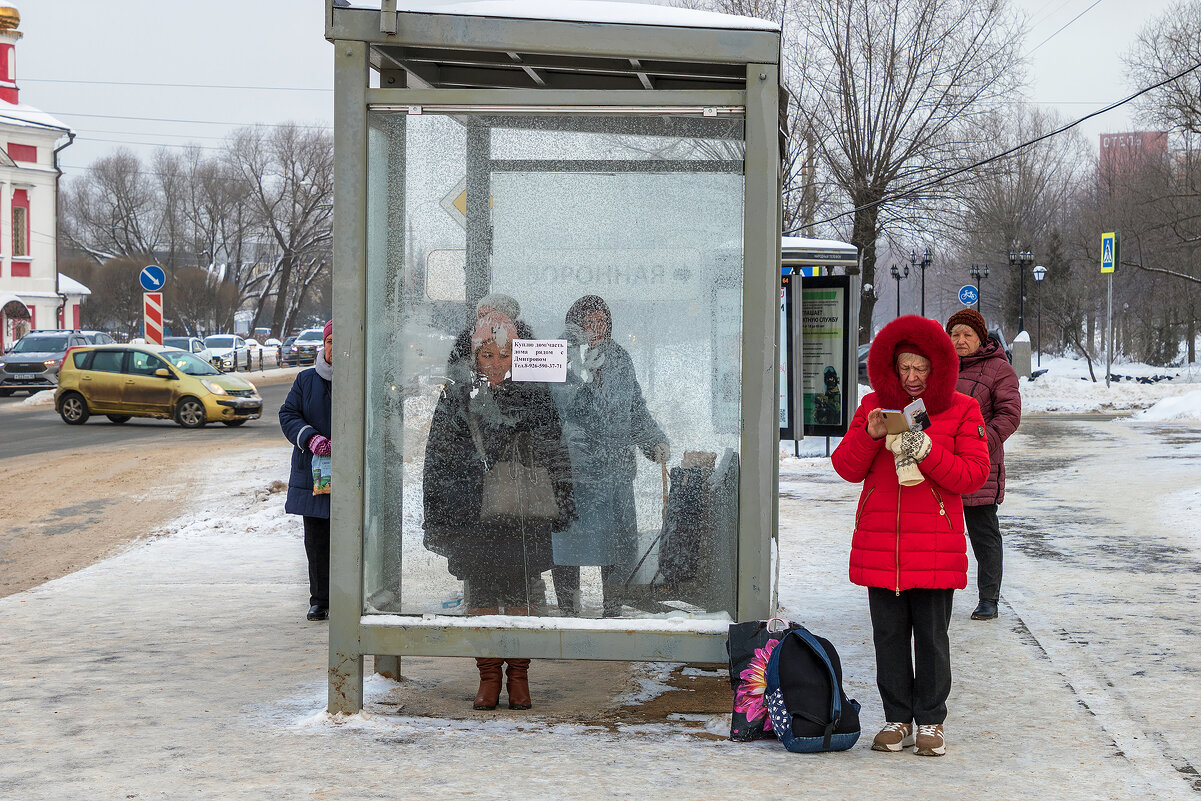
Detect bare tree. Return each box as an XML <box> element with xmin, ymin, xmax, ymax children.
<box><xmin>792</xmin><ymin>0</ymin><xmax>1026</xmax><ymax>342</ymax></box>
<box><xmin>1127</xmin><ymin>0</ymin><xmax>1201</xmax><ymax>134</ymax></box>
<box><xmin>226</xmin><ymin>123</ymin><xmax>333</xmax><ymax>337</ymax></box>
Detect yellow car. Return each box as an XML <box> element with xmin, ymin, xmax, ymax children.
<box><xmin>54</xmin><ymin>344</ymin><xmax>262</xmax><ymax>428</ymax></box>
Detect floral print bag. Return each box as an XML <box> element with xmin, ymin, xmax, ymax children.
<box><xmin>726</xmin><ymin>617</ymin><xmax>797</xmax><ymax>741</ymax></box>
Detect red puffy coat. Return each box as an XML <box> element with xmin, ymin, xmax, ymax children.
<box><xmin>832</xmin><ymin>316</ymin><xmax>989</xmax><ymax>592</ymax></box>
<box><xmin>955</xmin><ymin>337</ymin><xmax>1021</xmax><ymax>505</ymax></box>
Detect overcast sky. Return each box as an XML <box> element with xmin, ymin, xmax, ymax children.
<box><xmin>10</xmin><ymin>0</ymin><xmax>1185</xmax><ymax>177</ymax></box>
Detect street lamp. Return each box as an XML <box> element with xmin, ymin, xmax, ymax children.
<box><xmin>969</xmin><ymin>264</ymin><xmax>989</xmax><ymax>309</ymax></box>
<box><xmin>890</xmin><ymin>263</ymin><xmax>909</xmax><ymax>318</ymax></box>
<box><xmin>910</xmin><ymin>247</ymin><xmax>933</xmax><ymax>317</ymax></box>
<box><xmin>1008</xmin><ymin>248</ymin><xmax>1034</xmax><ymax>332</ymax></box>
<box><xmin>1032</xmin><ymin>264</ymin><xmax>1047</xmax><ymax>366</ymax></box>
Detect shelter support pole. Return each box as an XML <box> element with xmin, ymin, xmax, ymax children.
<box><xmin>465</xmin><ymin>124</ymin><xmax>492</xmax><ymax>313</ymax></box>
<box><xmin>737</xmin><ymin>62</ymin><xmax>781</xmax><ymax>620</ymax></box>
<box><xmin>329</xmin><ymin>39</ymin><xmax>369</xmax><ymax>716</ymax></box>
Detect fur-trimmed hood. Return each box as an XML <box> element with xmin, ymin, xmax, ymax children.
<box><xmin>867</xmin><ymin>315</ymin><xmax>960</xmax><ymax>414</ymax></box>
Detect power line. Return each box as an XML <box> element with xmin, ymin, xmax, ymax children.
<box><xmin>1027</xmin><ymin>0</ymin><xmax>1104</xmax><ymax>55</ymax></box>
<box><xmin>793</xmin><ymin>58</ymin><xmax>1201</xmax><ymax>233</ymax></box>
<box><xmin>23</xmin><ymin>77</ymin><xmax>331</xmax><ymax>93</ymax></box>
<box><xmin>46</xmin><ymin>110</ymin><xmax>331</xmax><ymax>130</ymax></box>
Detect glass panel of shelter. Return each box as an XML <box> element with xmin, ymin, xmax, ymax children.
<box><xmin>364</xmin><ymin>109</ymin><xmax>746</xmax><ymax>621</ymax></box>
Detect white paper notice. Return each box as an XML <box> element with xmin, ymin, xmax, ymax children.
<box><xmin>510</xmin><ymin>339</ymin><xmax>568</xmax><ymax>383</ymax></box>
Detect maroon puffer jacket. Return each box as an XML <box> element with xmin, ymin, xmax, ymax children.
<box><xmin>955</xmin><ymin>338</ymin><xmax>1021</xmax><ymax>506</ymax></box>
<box><xmin>832</xmin><ymin>316</ymin><xmax>989</xmax><ymax>592</ymax></box>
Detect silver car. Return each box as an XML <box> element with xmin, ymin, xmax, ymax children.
<box><xmin>202</xmin><ymin>334</ymin><xmax>250</xmax><ymax>370</ymax></box>
<box><xmin>0</xmin><ymin>329</ymin><xmax>116</xmax><ymax>395</ymax></box>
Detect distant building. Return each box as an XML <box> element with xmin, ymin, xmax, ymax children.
<box><xmin>1099</xmin><ymin>131</ymin><xmax>1169</xmax><ymax>179</ymax></box>
<box><xmin>0</xmin><ymin>3</ymin><xmax>83</xmax><ymax>350</ymax></box>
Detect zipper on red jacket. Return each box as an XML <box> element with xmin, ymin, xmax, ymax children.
<box><xmin>895</xmin><ymin>487</ymin><xmax>902</xmax><ymax>596</ymax></box>
<box><xmin>930</xmin><ymin>487</ymin><xmax>954</xmax><ymax>533</ymax></box>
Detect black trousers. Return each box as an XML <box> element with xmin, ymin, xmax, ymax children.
<box><xmin>964</xmin><ymin>504</ymin><xmax>1003</xmax><ymax>602</ymax></box>
<box><xmin>302</xmin><ymin>516</ymin><xmax>330</xmax><ymax>608</ymax></box>
<box><xmin>868</xmin><ymin>587</ymin><xmax>954</xmax><ymax>725</ymax></box>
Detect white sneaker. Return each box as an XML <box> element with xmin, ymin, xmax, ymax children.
<box><xmin>871</xmin><ymin>722</ymin><xmax>915</xmax><ymax>752</ymax></box>
<box><xmin>914</xmin><ymin>723</ymin><xmax>946</xmax><ymax>756</ymax></box>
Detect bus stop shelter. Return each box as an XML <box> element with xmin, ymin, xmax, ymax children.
<box><xmin>324</xmin><ymin>0</ymin><xmax>782</xmax><ymax>714</ymax></box>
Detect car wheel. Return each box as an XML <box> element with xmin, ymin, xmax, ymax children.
<box><xmin>106</xmin><ymin>415</ymin><xmax>132</xmax><ymax>424</ymax></box>
<box><xmin>175</xmin><ymin>397</ymin><xmax>207</xmax><ymax>428</ymax></box>
<box><xmin>222</xmin><ymin>419</ymin><xmax>248</xmax><ymax>427</ymax></box>
<box><xmin>59</xmin><ymin>392</ymin><xmax>90</xmax><ymax>425</ymax></box>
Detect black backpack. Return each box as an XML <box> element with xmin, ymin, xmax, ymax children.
<box><xmin>764</xmin><ymin>628</ymin><xmax>862</xmax><ymax>752</ymax></box>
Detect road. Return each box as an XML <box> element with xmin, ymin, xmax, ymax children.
<box><xmin>0</xmin><ymin>380</ymin><xmax>292</xmax><ymax>458</ymax></box>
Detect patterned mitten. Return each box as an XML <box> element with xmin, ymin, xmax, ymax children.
<box><xmin>886</xmin><ymin>433</ymin><xmax>925</xmax><ymax>486</ymax></box>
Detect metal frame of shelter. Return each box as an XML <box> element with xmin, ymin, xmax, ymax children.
<box><xmin>324</xmin><ymin>1</ymin><xmax>782</xmax><ymax>714</ymax></box>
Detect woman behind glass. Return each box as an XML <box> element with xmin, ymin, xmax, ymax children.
<box><xmin>551</xmin><ymin>295</ymin><xmax>669</xmax><ymax>617</ymax></box>
<box><xmin>422</xmin><ymin>311</ymin><xmax>574</xmax><ymax>710</ymax></box>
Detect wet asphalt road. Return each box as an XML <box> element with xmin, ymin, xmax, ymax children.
<box><xmin>0</xmin><ymin>381</ymin><xmax>292</xmax><ymax>459</ymax></box>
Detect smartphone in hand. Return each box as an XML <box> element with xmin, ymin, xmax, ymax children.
<box><xmin>880</xmin><ymin>409</ymin><xmax>910</xmax><ymax>434</ymax></box>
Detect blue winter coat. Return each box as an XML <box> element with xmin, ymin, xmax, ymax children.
<box><xmin>279</xmin><ymin>367</ymin><xmax>332</xmax><ymax>519</ymax></box>
<box><xmin>551</xmin><ymin>340</ymin><xmax>666</xmax><ymax>566</ymax></box>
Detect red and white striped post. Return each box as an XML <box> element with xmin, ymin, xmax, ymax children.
<box><xmin>144</xmin><ymin>292</ymin><xmax>163</xmax><ymax>345</ymax></box>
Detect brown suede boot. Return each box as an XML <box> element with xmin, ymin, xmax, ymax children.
<box><xmin>505</xmin><ymin>659</ymin><xmax>532</xmax><ymax>709</ymax></box>
<box><xmin>473</xmin><ymin>658</ymin><xmax>505</xmax><ymax>710</ymax></box>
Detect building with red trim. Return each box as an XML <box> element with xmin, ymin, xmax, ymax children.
<box><xmin>0</xmin><ymin>4</ymin><xmax>87</xmax><ymax>350</ymax></box>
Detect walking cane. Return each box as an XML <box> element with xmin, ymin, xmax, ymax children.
<box><xmin>660</xmin><ymin>457</ymin><xmax>669</xmax><ymax>524</ymax></box>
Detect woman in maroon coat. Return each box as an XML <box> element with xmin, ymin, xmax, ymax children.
<box><xmin>946</xmin><ymin>309</ymin><xmax>1021</xmax><ymax>622</ymax></box>
<box><xmin>832</xmin><ymin>315</ymin><xmax>989</xmax><ymax>757</ymax></box>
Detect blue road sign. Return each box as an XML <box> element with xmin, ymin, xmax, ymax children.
<box><xmin>958</xmin><ymin>285</ymin><xmax>979</xmax><ymax>306</ymax></box>
<box><xmin>139</xmin><ymin>264</ymin><xmax>166</xmax><ymax>292</ymax></box>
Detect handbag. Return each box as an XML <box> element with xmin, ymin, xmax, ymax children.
<box><xmin>726</xmin><ymin>617</ymin><xmax>799</xmax><ymax>741</ymax></box>
<box><xmin>469</xmin><ymin>416</ymin><xmax>560</xmax><ymax>524</ymax></box>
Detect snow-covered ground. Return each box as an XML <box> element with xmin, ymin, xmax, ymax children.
<box><xmin>3</xmin><ymin>352</ymin><xmax>1201</xmax><ymax>799</ymax></box>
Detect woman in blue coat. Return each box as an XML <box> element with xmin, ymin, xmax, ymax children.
<box><xmin>279</xmin><ymin>319</ymin><xmax>333</xmax><ymax>621</ymax></box>
<box><xmin>551</xmin><ymin>295</ymin><xmax>669</xmax><ymax>617</ymax></box>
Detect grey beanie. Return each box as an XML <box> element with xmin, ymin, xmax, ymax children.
<box><xmin>476</xmin><ymin>293</ymin><xmax>520</xmax><ymax>323</ymax></box>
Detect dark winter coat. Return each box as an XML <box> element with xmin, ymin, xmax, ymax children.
<box><xmin>955</xmin><ymin>337</ymin><xmax>1021</xmax><ymax>505</ymax></box>
<box><xmin>279</xmin><ymin>366</ymin><xmax>332</xmax><ymax>519</ymax></box>
<box><xmin>422</xmin><ymin>375</ymin><xmax>575</xmax><ymax>581</ymax></box>
<box><xmin>831</xmin><ymin>316</ymin><xmax>989</xmax><ymax>592</ymax></box>
<box><xmin>551</xmin><ymin>339</ymin><xmax>666</xmax><ymax>566</ymax></box>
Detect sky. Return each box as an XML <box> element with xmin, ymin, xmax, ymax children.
<box><xmin>7</xmin><ymin>0</ymin><xmax>1188</xmax><ymax>180</ymax></box>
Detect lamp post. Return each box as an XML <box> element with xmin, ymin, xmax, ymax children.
<box><xmin>969</xmin><ymin>264</ymin><xmax>989</xmax><ymax>309</ymax></box>
<box><xmin>1008</xmin><ymin>248</ymin><xmax>1034</xmax><ymax>332</ymax></box>
<box><xmin>1032</xmin><ymin>264</ymin><xmax>1047</xmax><ymax>366</ymax></box>
<box><xmin>890</xmin><ymin>263</ymin><xmax>909</xmax><ymax>317</ymax></box>
<box><xmin>910</xmin><ymin>247</ymin><xmax>933</xmax><ymax>317</ymax></box>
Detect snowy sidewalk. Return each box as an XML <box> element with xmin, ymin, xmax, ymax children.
<box><xmin>1</xmin><ymin>432</ymin><xmax>1197</xmax><ymax>799</ymax></box>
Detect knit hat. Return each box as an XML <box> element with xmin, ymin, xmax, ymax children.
<box><xmin>323</xmin><ymin>319</ymin><xmax>333</xmax><ymax>339</ymax></box>
<box><xmin>946</xmin><ymin>309</ymin><xmax>988</xmax><ymax>345</ymax></box>
<box><xmin>893</xmin><ymin>340</ymin><xmax>929</xmax><ymax>364</ymax></box>
<box><xmin>476</xmin><ymin>293</ymin><xmax>521</xmax><ymax>324</ymax></box>
<box><xmin>565</xmin><ymin>295</ymin><xmax>612</xmax><ymax>342</ymax></box>
<box><xmin>471</xmin><ymin>310</ymin><xmax>517</xmax><ymax>355</ymax></box>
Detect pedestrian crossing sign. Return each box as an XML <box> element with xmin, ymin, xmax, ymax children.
<box><xmin>1101</xmin><ymin>231</ymin><xmax>1119</xmax><ymax>273</ymax></box>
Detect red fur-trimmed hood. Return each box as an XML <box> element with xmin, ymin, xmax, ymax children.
<box><xmin>867</xmin><ymin>315</ymin><xmax>960</xmax><ymax>414</ymax></box>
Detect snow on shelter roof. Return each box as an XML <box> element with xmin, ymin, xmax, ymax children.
<box><xmin>357</xmin><ymin>1</ymin><xmax>780</xmax><ymax>31</ymax></box>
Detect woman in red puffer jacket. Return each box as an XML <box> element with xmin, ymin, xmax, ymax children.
<box><xmin>832</xmin><ymin>315</ymin><xmax>989</xmax><ymax>758</ymax></box>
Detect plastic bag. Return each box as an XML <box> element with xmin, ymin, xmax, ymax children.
<box><xmin>312</xmin><ymin>454</ymin><xmax>331</xmax><ymax>495</ymax></box>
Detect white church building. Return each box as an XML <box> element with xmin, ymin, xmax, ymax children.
<box><xmin>0</xmin><ymin>3</ymin><xmax>87</xmax><ymax>351</ymax></box>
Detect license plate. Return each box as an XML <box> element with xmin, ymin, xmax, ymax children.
<box><xmin>12</xmin><ymin>375</ymin><xmax>37</xmax><ymax>381</ymax></box>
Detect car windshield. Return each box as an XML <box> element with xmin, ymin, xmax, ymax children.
<box><xmin>163</xmin><ymin>349</ymin><xmax>220</xmax><ymax>376</ymax></box>
<box><xmin>11</xmin><ymin>334</ymin><xmax>69</xmax><ymax>354</ymax></box>
<box><xmin>163</xmin><ymin>338</ymin><xmax>192</xmax><ymax>349</ymax></box>
<box><xmin>296</xmin><ymin>331</ymin><xmax>323</xmax><ymax>343</ymax></box>
<box><xmin>204</xmin><ymin>336</ymin><xmax>236</xmax><ymax>348</ymax></box>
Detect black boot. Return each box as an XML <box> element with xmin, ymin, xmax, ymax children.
<box><xmin>971</xmin><ymin>599</ymin><xmax>998</xmax><ymax>620</ymax></box>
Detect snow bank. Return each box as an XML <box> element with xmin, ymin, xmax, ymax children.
<box><xmin>1129</xmin><ymin>389</ymin><xmax>1201</xmax><ymax>423</ymax></box>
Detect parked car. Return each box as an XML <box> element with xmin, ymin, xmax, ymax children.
<box><xmin>162</xmin><ymin>336</ymin><xmax>213</xmax><ymax>363</ymax></box>
<box><xmin>55</xmin><ymin>344</ymin><xmax>262</xmax><ymax>428</ymax></box>
<box><xmin>203</xmin><ymin>334</ymin><xmax>250</xmax><ymax>370</ymax></box>
<box><xmin>858</xmin><ymin>343</ymin><xmax>870</xmax><ymax>385</ymax></box>
<box><xmin>277</xmin><ymin>335</ymin><xmax>301</xmax><ymax>367</ymax></box>
<box><xmin>0</xmin><ymin>329</ymin><xmax>115</xmax><ymax>396</ymax></box>
<box><xmin>281</xmin><ymin>328</ymin><xmax>322</xmax><ymax>367</ymax></box>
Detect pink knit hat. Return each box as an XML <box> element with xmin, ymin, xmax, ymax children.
<box><xmin>323</xmin><ymin>319</ymin><xmax>333</xmax><ymax>339</ymax></box>
<box><xmin>471</xmin><ymin>311</ymin><xmax>517</xmax><ymax>355</ymax></box>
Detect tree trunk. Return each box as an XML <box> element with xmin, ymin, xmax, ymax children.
<box><xmin>852</xmin><ymin>202</ymin><xmax>881</xmax><ymax>345</ymax></box>
<box><xmin>270</xmin><ymin>253</ymin><xmax>295</xmax><ymax>337</ymax></box>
